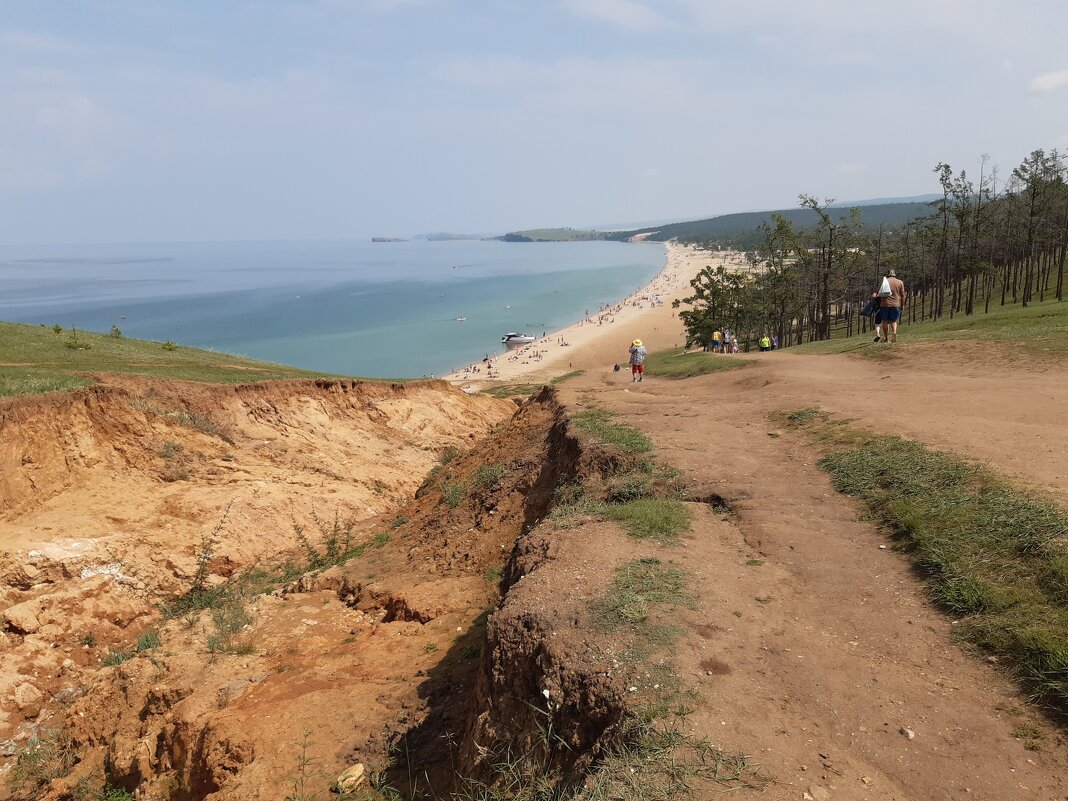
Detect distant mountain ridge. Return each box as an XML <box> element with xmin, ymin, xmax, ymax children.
<box><xmin>496</xmin><ymin>199</ymin><xmax>940</xmax><ymax>248</ymax></box>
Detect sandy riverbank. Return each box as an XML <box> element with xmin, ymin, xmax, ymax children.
<box><xmin>445</xmin><ymin>242</ymin><xmax>750</xmax><ymax>388</ymax></box>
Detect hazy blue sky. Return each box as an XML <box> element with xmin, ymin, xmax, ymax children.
<box><xmin>3</xmin><ymin>0</ymin><xmax>1067</xmax><ymax>244</ymax></box>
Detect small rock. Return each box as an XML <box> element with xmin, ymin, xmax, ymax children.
<box><xmin>809</xmin><ymin>786</ymin><xmax>832</xmax><ymax>801</ymax></box>
<box><xmin>13</xmin><ymin>683</ymin><xmax>44</xmax><ymax>718</ymax></box>
<box><xmin>52</xmin><ymin>686</ymin><xmax>87</xmax><ymax>706</ymax></box>
<box><xmin>0</xmin><ymin>739</ymin><xmax>17</xmax><ymax>757</ymax></box>
<box><xmin>541</xmin><ymin>689</ymin><xmax>550</xmax><ymax>699</ymax></box>
<box><xmin>899</xmin><ymin>727</ymin><xmax>916</xmax><ymax>739</ymax></box>
<box><xmin>3</xmin><ymin>603</ymin><xmax>41</xmax><ymax>635</ymax></box>
<box><xmin>336</xmin><ymin>763</ymin><xmax>366</xmax><ymax>793</ymax></box>
<box><xmin>861</xmin><ymin>776</ymin><xmax>873</xmax><ymax>785</ymax></box>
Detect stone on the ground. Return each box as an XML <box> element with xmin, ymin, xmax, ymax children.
<box><xmin>899</xmin><ymin>727</ymin><xmax>916</xmax><ymax>739</ymax></box>
<box><xmin>13</xmin><ymin>683</ymin><xmax>44</xmax><ymax>718</ymax></box>
<box><xmin>336</xmin><ymin>763</ymin><xmax>366</xmax><ymax>792</ymax></box>
<box><xmin>3</xmin><ymin>603</ymin><xmax>41</xmax><ymax>634</ymax></box>
<box><xmin>0</xmin><ymin>739</ymin><xmax>17</xmax><ymax>757</ymax></box>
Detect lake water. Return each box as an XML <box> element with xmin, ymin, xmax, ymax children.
<box><xmin>0</xmin><ymin>239</ymin><xmax>666</xmax><ymax>378</ymax></box>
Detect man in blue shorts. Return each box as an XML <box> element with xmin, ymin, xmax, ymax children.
<box><xmin>875</xmin><ymin>269</ymin><xmax>906</xmax><ymax>343</ymax></box>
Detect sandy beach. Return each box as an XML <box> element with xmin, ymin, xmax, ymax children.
<box><xmin>445</xmin><ymin>242</ymin><xmax>750</xmax><ymax>388</ymax></box>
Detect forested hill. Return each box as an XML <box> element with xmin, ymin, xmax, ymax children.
<box><xmin>604</xmin><ymin>201</ymin><xmax>934</xmax><ymax>248</ymax></box>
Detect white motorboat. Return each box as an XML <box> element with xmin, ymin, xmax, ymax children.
<box><xmin>456</xmin><ymin>316</ymin><xmax>466</xmax><ymax>321</ymax></box>
<box><xmin>501</xmin><ymin>332</ymin><xmax>536</xmax><ymax>345</ymax></box>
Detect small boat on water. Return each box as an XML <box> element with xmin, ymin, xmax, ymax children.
<box><xmin>501</xmin><ymin>332</ymin><xmax>536</xmax><ymax>345</ymax></box>
<box><xmin>456</xmin><ymin>316</ymin><xmax>466</xmax><ymax>321</ymax></box>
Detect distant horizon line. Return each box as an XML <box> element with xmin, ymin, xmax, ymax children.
<box><xmin>0</xmin><ymin>193</ymin><xmax>939</xmax><ymax>249</ymax></box>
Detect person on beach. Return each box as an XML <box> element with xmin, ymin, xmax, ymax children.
<box><xmin>628</xmin><ymin>339</ymin><xmax>647</xmax><ymax>383</ymax></box>
<box><xmin>872</xmin><ymin>269</ymin><xmax>906</xmax><ymax>343</ymax></box>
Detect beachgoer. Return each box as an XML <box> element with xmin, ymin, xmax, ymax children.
<box><xmin>873</xmin><ymin>269</ymin><xmax>907</xmax><ymax>343</ymax></box>
<box><xmin>759</xmin><ymin>334</ymin><xmax>771</xmax><ymax>352</ymax></box>
<box><xmin>628</xmin><ymin>339</ymin><xmax>647</xmax><ymax>383</ymax></box>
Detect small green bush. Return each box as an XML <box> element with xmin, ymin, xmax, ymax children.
<box><xmin>136</xmin><ymin>629</ymin><xmax>160</xmax><ymax>652</ymax></box>
<box><xmin>102</xmin><ymin>649</ymin><xmax>132</xmax><ymax>667</ymax></box>
<box><xmin>473</xmin><ymin>463</ymin><xmax>505</xmax><ymax>488</ymax></box>
<box><xmin>442</xmin><ymin>482</ymin><xmax>466</xmax><ymax>508</ymax></box>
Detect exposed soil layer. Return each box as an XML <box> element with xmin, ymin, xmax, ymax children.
<box><xmin>0</xmin><ymin>376</ymin><xmax>514</xmax><ymax>795</ymax></box>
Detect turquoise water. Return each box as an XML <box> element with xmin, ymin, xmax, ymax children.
<box><xmin>0</xmin><ymin>239</ymin><xmax>665</xmax><ymax>378</ymax></box>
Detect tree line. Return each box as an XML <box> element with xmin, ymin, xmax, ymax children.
<box><xmin>674</xmin><ymin>148</ymin><xmax>1068</xmax><ymax>350</ymax></box>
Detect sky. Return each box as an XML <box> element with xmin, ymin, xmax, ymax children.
<box><xmin>2</xmin><ymin>0</ymin><xmax>1067</xmax><ymax>244</ymax></box>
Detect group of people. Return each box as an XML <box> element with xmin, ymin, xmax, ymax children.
<box><xmin>709</xmin><ymin>328</ymin><xmax>740</xmax><ymax>353</ymax></box>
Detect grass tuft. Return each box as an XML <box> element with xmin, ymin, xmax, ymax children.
<box><xmin>590</xmin><ymin>558</ymin><xmax>693</xmax><ymax>632</ymax></box>
<box><xmin>643</xmin><ymin>348</ymin><xmax>755</xmax><ymax>379</ymax></box>
<box><xmin>603</xmin><ymin>499</ymin><xmax>692</xmax><ymax>542</ymax></box>
<box><xmin>572</xmin><ymin>409</ymin><xmax>652</xmax><ymax>453</ymax></box>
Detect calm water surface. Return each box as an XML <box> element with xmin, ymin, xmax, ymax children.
<box><xmin>0</xmin><ymin>239</ymin><xmax>665</xmax><ymax>378</ymax></box>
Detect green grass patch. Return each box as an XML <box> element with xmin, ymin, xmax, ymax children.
<box><xmin>790</xmin><ymin>297</ymin><xmax>1068</xmax><ymax>359</ymax></box>
<box><xmin>643</xmin><ymin>348</ymin><xmax>755</xmax><ymax>379</ymax></box>
<box><xmin>101</xmin><ymin>649</ymin><xmax>132</xmax><ymax>667</ymax></box>
<box><xmin>135</xmin><ymin>629</ymin><xmax>160</xmax><ymax>652</ymax></box>
<box><xmin>572</xmin><ymin>409</ymin><xmax>652</xmax><ymax>453</ymax></box>
<box><xmin>207</xmin><ymin>597</ymin><xmax>255</xmax><ymax>655</ymax></box>
<box><xmin>550</xmin><ymin>369</ymin><xmax>585</xmax><ymax>384</ymax></box>
<box><xmin>0</xmin><ymin>320</ymin><xmax>352</xmax><ymax>398</ymax></box>
<box><xmin>590</xmin><ymin>558</ymin><xmax>694</xmax><ymax>633</ymax></box>
<box><xmin>479</xmin><ymin>383</ymin><xmax>545</xmax><ymax>399</ymax></box>
<box><xmin>811</xmin><ymin>420</ymin><xmax>1068</xmax><ymax>711</ymax></box>
<box><xmin>604</xmin><ymin>499</ymin><xmax>691</xmax><ymax>542</ymax></box>
<box><xmin>473</xmin><ymin>463</ymin><xmax>505</xmax><ymax>489</ymax></box>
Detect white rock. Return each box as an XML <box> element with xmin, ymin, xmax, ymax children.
<box><xmin>899</xmin><ymin>727</ymin><xmax>916</xmax><ymax>739</ymax></box>
<box><xmin>336</xmin><ymin>763</ymin><xmax>366</xmax><ymax>793</ymax></box>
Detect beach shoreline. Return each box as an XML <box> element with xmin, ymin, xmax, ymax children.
<box><xmin>445</xmin><ymin>242</ymin><xmax>750</xmax><ymax>388</ymax></box>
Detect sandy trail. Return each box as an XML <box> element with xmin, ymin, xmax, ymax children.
<box><xmin>525</xmin><ymin>249</ymin><xmax>1068</xmax><ymax>799</ymax></box>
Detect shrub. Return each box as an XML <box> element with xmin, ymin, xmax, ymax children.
<box><xmin>473</xmin><ymin>463</ymin><xmax>505</xmax><ymax>489</ymax></box>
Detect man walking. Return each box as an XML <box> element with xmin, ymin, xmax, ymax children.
<box><xmin>629</xmin><ymin>339</ymin><xmax>647</xmax><ymax>382</ymax></box>
<box><xmin>874</xmin><ymin>269</ymin><xmax>906</xmax><ymax>343</ymax></box>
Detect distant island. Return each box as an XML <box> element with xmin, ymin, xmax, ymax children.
<box><xmin>371</xmin><ymin>237</ymin><xmax>407</xmax><ymax>243</ymax></box>
<box><xmin>494</xmin><ymin>227</ymin><xmax>607</xmax><ymax>242</ymax></box>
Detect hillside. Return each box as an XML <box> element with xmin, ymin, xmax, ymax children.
<box><xmin>0</xmin><ymin>322</ymin><xmax>343</xmax><ymax>398</ymax></box>
<box><xmin>606</xmin><ymin>200</ymin><xmax>934</xmax><ymax>247</ymax></box>
<box><xmin>496</xmin><ymin>202</ymin><xmax>935</xmax><ymax>249</ymax></box>
<box><xmin>495</xmin><ymin>227</ymin><xmax>605</xmax><ymax>242</ymax></box>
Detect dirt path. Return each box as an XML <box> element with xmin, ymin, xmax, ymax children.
<box><xmin>553</xmin><ymin>344</ymin><xmax>1068</xmax><ymax>799</ymax></box>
